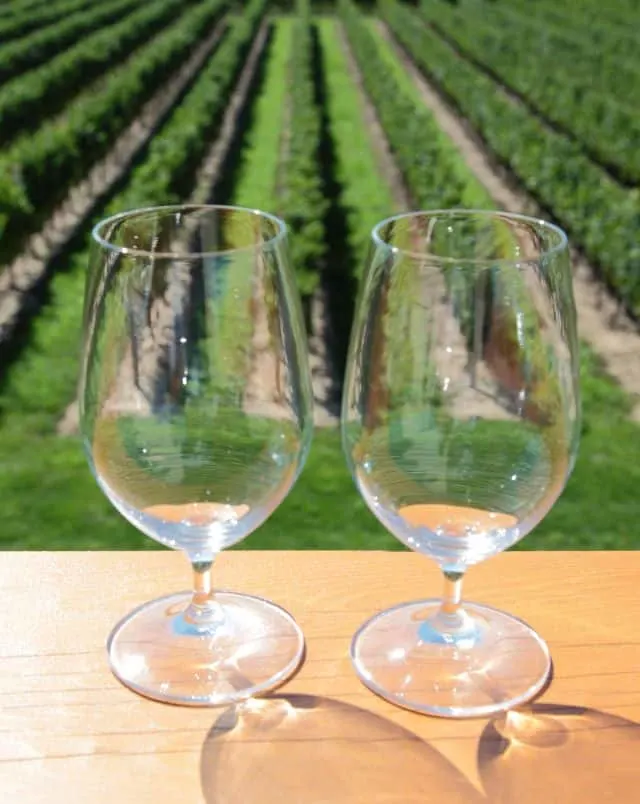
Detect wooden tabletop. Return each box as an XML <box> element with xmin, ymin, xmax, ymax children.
<box><xmin>1</xmin><ymin>551</ymin><xmax>639</xmax><ymax>802</ymax></box>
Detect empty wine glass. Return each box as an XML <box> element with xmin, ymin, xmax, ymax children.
<box><xmin>80</xmin><ymin>205</ymin><xmax>313</xmax><ymax>706</ymax></box>
<box><xmin>342</xmin><ymin>210</ymin><xmax>580</xmax><ymax>718</ymax></box>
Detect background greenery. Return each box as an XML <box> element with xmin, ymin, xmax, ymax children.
<box><xmin>0</xmin><ymin>0</ymin><xmax>638</xmax><ymax>551</ymax></box>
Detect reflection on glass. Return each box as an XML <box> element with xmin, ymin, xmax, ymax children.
<box><xmin>80</xmin><ymin>205</ymin><xmax>313</xmax><ymax>706</ymax></box>
<box><xmin>343</xmin><ymin>210</ymin><xmax>580</xmax><ymax>718</ymax></box>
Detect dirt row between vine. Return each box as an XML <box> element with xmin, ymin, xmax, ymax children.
<box><xmin>0</xmin><ymin>17</ymin><xmax>228</xmax><ymax>348</ymax></box>
<box><xmin>377</xmin><ymin>20</ymin><xmax>640</xmax><ymax>420</ymax></box>
<box><xmin>338</xmin><ymin>25</ymin><xmax>409</xmax><ymax>213</ymax></box>
<box><xmin>57</xmin><ymin>20</ymin><xmax>272</xmax><ymax>437</ymax></box>
<box><xmin>278</xmin><ymin>26</ymin><xmax>337</xmax><ymax>427</ymax></box>
<box><xmin>340</xmin><ymin>23</ymin><xmax>516</xmax><ymax>423</ymax></box>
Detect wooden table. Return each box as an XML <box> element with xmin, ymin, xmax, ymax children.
<box><xmin>1</xmin><ymin>551</ymin><xmax>639</xmax><ymax>802</ymax></box>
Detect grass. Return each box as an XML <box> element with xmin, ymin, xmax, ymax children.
<box><xmin>316</xmin><ymin>17</ymin><xmax>396</xmax><ymax>269</ymax></box>
<box><xmin>228</xmin><ymin>17</ymin><xmax>291</xmax><ymax>210</ymax></box>
<box><xmin>268</xmin><ymin>347</ymin><xmax>640</xmax><ymax>552</ymax></box>
<box><xmin>520</xmin><ymin>347</ymin><xmax>640</xmax><ymax>549</ymax></box>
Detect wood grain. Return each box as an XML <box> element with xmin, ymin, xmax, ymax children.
<box><xmin>1</xmin><ymin>551</ymin><xmax>639</xmax><ymax>802</ymax></box>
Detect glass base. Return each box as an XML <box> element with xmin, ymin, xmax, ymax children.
<box><xmin>351</xmin><ymin>599</ymin><xmax>550</xmax><ymax>718</ymax></box>
<box><xmin>108</xmin><ymin>591</ymin><xmax>304</xmax><ymax>706</ymax></box>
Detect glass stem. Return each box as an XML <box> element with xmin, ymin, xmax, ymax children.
<box><xmin>184</xmin><ymin>559</ymin><xmax>225</xmax><ymax>631</ymax></box>
<box><xmin>434</xmin><ymin>570</ymin><xmax>467</xmax><ymax>633</ymax></box>
<box><xmin>441</xmin><ymin>570</ymin><xmax>464</xmax><ymax>615</ymax></box>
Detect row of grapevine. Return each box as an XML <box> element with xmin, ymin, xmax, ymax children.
<box><xmin>0</xmin><ymin>0</ymin><xmax>226</xmax><ymax>265</ymax></box>
<box><xmin>419</xmin><ymin>1</ymin><xmax>640</xmax><ymax>185</ymax></box>
<box><xmin>317</xmin><ymin>18</ymin><xmax>395</xmax><ymax>256</ymax></box>
<box><xmin>496</xmin><ymin>0</ymin><xmax>640</xmax><ymax>34</ymax></box>
<box><xmin>227</xmin><ymin>19</ymin><xmax>290</xmax><ymax>215</ymax></box>
<box><xmin>0</xmin><ymin>0</ymin><xmax>196</xmax><ymax>146</ymax></box>
<box><xmin>0</xmin><ymin>0</ymin><xmax>146</xmax><ymax>84</ymax></box>
<box><xmin>220</xmin><ymin>19</ymin><xmax>291</xmax><ymax>384</ymax></box>
<box><xmin>279</xmin><ymin>0</ymin><xmax>326</xmax><ymax>298</ymax></box>
<box><xmin>313</xmin><ymin>17</ymin><xmax>394</xmax><ymax>368</ymax></box>
<box><xmin>436</xmin><ymin>1</ymin><xmax>640</xmax><ymax>102</ymax></box>
<box><xmin>0</xmin><ymin>0</ymin><xmax>57</xmax><ymax>20</ymax></box>
<box><xmin>114</xmin><ymin>0</ymin><xmax>266</xmax><ymax>211</ymax></box>
<box><xmin>381</xmin><ymin>0</ymin><xmax>640</xmax><ymax>317</ymax></box>
<box><xmin>489</xmin><ymin>1</ymin><xmax>639</xmax><ymax>62</ymax></box>
<box><xmin>0</xmin><ymin>0</ymin><xmax>95</xmax><ymax>43</ymax></box>
<box><xmin>339</xmin><ymin>0</ymin><xmax>487</xmax><ymax>214</ymax></box>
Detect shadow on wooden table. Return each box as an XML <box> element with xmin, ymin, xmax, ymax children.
<box><xmin>478</xmin><ymin>703</ymin><xmax>640</xmax><ymax>802</ymax></box>
<box><xmin>200</xmin><ymin>694</ymin><xmax>483</xmax><ymax>803</ymax></box>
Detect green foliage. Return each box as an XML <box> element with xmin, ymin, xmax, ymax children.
<box><xmin>0</xmin><ymin>0</ymin><xmax>198</xmax><ymax>146</ymax></box>
<box><xmin>0</xmin><ymin>0</ymin><xmax>146</xmax><ymax>84</ymax></box>
<box><xmin>0</xmin><ymin>0</ymin><xmax>56</xmax><ymax>18</ymax></box>
<box><xmin>513</xmin><ymin>348</ymin><xmax>640</xmax><ymax>550</ymax></box>
<box><xmin>229</xmin><ymin>18</ymin><xmax>291</xmax><ymax>211</ymax></box>
<box><xmin>366</xmin><ymin>16</ymin><xmax>492</xmax><ymax>211</ymax></box>
<box><xmin>420</xmin><ymin>0</ymin><xmax>640</xmax><ymax>184</ymax></box>
<box><xmin>489</xmin><ymin>0</ymin><xmax>640</xmax><ymax>66</ymax></box>
<box><xmin>0</xmin><ymin>1</ymin><xmax>266</xmax><ymax>420</ymax></box>
<box><xmin>0</xmin><ymin>0</ymin><xmax>226</xmax><ymax>264</ymax></box>
<box><xmin>339</xmin><ymin>0</ymin><xmax>490</xmax><ymax>212</ymax></box>
<box><xmin>380</xmin><ymin>0</ymin><xmax>640</xmax><ymax>317</ymax></box>
<box><xmin>0</xmin><ymin>0</ymin><xmax>96</xmax><ymax>43</ymax></box>
<box><xmin>279</xmin><ymin>0</ymin><xmax>326</xmax><ymax>297</ymax></box>
<box><xmin>494</xmin><ymin>0</ymin><xmax>640</xmax><ymax>39</ymax></box>
<box><xmin>0</xmin><ymin>0</ymin><xmax>272</xmax><ymax>549</ymax></box>
<box><xmin>339</xmin><ymin>0</ymin><xmax>492</xmax><ymax>392</ymax></box>
<box><xmin>221</xmin><ymin>18</ymin><xmax>291</xmax><ymax>382</ymax></box>
<box><xmin>0</xmin><ymin>3</ymin><xmax>638</xmax><ymax>555</ymax></box>
<box><xmin>315</xmin><ymin>17</ymin><xmax>394</xmax><ymax>273</ymax></box>
<box><xmin>114</xmin><ymin>0</ymin><xmax>265</xmax><ymax>210</ymax></box>
<box><xmin>0</xmin><ymin>265</ymin><xmax>638</xmax><ymax>550</ymax></box>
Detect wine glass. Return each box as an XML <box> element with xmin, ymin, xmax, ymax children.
<box><xmin>342</xmin><ymin>210</ymin><xmax>580</xmax><ymax>718</ymax></box>
<box><xmin>80</xmin><ymin>205</ymin><xmax>313</xmax><ymax>706</ymax></box>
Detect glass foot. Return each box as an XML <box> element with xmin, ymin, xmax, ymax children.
<box><xmin>108</xmin><ymin>591</ymin><xmax>304</xmax><ymax>706</ymax></box>
<box><xmin>351</xmin><ymin>599</ymin><xmax>550</xmax><ymax>718</ymax></box>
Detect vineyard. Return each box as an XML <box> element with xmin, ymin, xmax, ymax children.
<box><xmin>0</xmin><ymin>0</ymin><xmax>639</xmax><ymax>551</ymax></box>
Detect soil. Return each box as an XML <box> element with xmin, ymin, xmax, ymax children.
<box><xmin>377</xmin><ymin>20</ymin><xmax>640</xmax><ymax>420</ymax></box>
<box><xmin>242</xmin><ymin>249</ymin><xmax>290</xmax><ymax>422</ymax></box>
<box><xmin>308</xmin><ymin>286</ymin><xmax>340</xmax><ymax>426</ymax></box>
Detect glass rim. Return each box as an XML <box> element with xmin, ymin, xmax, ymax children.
<box><xmin>371</xmin><ymin>209</ymin><xmax>569</xmax><ymax>265</ymax></box>
<box><xmin>91</xmin><ymin>203</ymin><xmax>288</xmax><ymax>260</ymax></box>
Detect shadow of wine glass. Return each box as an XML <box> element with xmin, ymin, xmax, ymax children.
<box><xmin>200</xmin><ymin>694</ymin><xmax>484</xmax><ymax>803</ymax></box>
<box><xmin>478</xmin><ymin>703</ymin><xmax>640</xmax><ymax>802</ymax></box>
